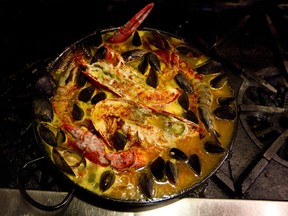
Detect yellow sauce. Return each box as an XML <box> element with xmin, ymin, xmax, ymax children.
<box><xmin>40</xmin><ymin>29</ymin><xmax>237</xmax><ymax>202</ymax></box>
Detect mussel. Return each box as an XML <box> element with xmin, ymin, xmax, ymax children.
<box><xmin>121</xmin><ymin>49</ymin><xmax>146</xmax><ymax>61</ymax></box>
<box><xmin>138</xmin><ymin>56</ymin><xmax>148</xmax><ymax>74</ymax></box>
<box><xmin>152</xmin><ymin>30</ymin><xmax>171</xmax><ymax>50</ymax></box>
<box><xmin>178</xmin><ymin>92</ymin><xmax>189</xmax><ymax>110</ymax></box>
<box><xmin>139</xmin><ymin>172</ymin><xmax>154</xmax><ymax>199</ymax></box>
<box><xmin>169</xmin><ymin>148</ymin><xmax>188</xmax><ymax>160</ymax></box>
<box><xmin>56</xmin><ymin>129</ymin><xmax>66</xmax><ymax>146</ymax></box>
<box><xmin>217</xmin><ymin>96</ymin><xmax>236</xmax><ymax>106</ymax></box>
<box><xmin>55</xmin><ymin>146</ymin><xmax>86</xmax><ymax>168</ymax></box>
<box><xmin>210</xmin><ymin>73</ymin><xmax>227</xmax><ymax>89</ymax></box>
<box><xmin>132</xmin><ymin>31</ymin><xmax>142</xmax><ymax>46</ymax></box>
<box><xmin>138</xmin><ymin>52</ymin><xmax>161</xmax><ymax>74</ymax></box>
<box><xmin>76</xmin><ymin>66</ymin><xmax>88</xmax><ymax>87</ymax></box>
<box><xmin>111</xmin><ymin>131</ymin><xmax>127</xmax><ymax>151</ymax></box>
<box><xmin>32</xmin><ymin>98</ymin><xmax>54</xmax><ymax>122</ymax></box>
<box><xmin>90</xmin><ymin>46</ymin><xmax>107</xmax><ymax>64</ymax></box>
<box><xmin>72</xmin><ymin>104</ymin><xmax>84</xmax><ymax>121</ymax></box>
<box><xmin>146</xmin><ymin>67</ymin><xmax>159</xmax><ymax>88</ymax></box>
<box><xmin>204</xmin><ymin>141</ymin><xmax>226</xmax><ymax>153</ymax></box>
<box><xmin>165</xmin><ymin>160</ymin><xmax>178</xmax><ymax>184</ymax></box>
<box><xmin>188</xmin><ymin>154</ymin><xmax>201</xmax><ymax>175</ymax></box>
<box><xmin>184</xmin><ymin>110</ymin><xmax>199</xmax><ymax>124</ymax></box>
<box><xmin>150</xmin><ymin>156</ymin><xmax>165</xmax><ymax>181</ymax></box>
<box><xmin>99</xmin><ymin>170</ymin><xmax>115</xmax><ymax>192</ymax></box>
<box><xmin>214</xmin><ymin>105</ymin><xmax>236</xmax><ymax>120</ymax></box>
<box><xmin>146</xmin><ymin>52</ymin><xmax>160</xmax><ymax>72</ymax></box>
<box><xmin>78</xmin><ymin>86</ymin><xmax>95</xmax><ymax>102</ymax></box>
<box><xmin>196</xmin><ymin>60</ymin><xmax>222</xmax><ymax>75</ymax></box>
<box><xmin>91</xmin><ymin>92</ymin><xmax>107</xmax><ymax>104</ymax></box>
<box><xmin>38</xmin><ymin>124</ymin><xmax>57</xmax><ymax>147</ymax></box>
<box><xmin>35</xmin><ymin>74</ymin><xmax>56</xmax><ymax>97</ymax></box>
<box><xmin>175</xmin><ymin>72</ymin><xmax>194</xmax><ymax>94</ymax></box>
<box><xmin>52</xmin><ymin>148</ymin><xmax>75</xmax><ymax>176</ymax></box>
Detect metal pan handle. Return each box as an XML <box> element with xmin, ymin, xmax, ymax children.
<box><xmin>17</xmin><ymin>157</ymin><xmax>75</xmax><ymax>211</ymax></box>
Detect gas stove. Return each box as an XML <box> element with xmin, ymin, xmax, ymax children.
<box><xmin>1</xmin><ymin>0</ymin><xmax>288</xmax><ymax>214</ymax></box>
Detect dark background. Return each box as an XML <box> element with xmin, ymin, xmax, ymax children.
<box><xmin>1</xmin><ymin>0</ymin><xmax>155</xmax><ymax>76</ymax></box>
<box><xmin>1</xmin><ymin>0</ymin><xmax>221</xmax><ymax>77</ymax></box>
<box><xmin>1</xmin><ymin>0</ymin><xmax>225</xmax><ymax>189</ymax></box>
<box><xmin>1</xmin><ymin>0</ymin><xmax>279</xmax><ymax>77</ymax></box>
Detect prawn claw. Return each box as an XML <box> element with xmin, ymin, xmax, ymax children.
<box><xmin>108</xmin><ymin>3</ymin><xmax>154</xmax><ymax>43</ymax></box>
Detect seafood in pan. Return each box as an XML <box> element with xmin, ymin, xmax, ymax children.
<box><xmin>33</xmin><ymin>3</ymin><xmax>237</xmax><ymax>202</ymax></box>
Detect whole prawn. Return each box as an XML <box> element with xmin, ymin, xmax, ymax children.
<box><xmin>51</xmin><ymin>49</ymin><xmax>81</xmax><ymax>124</ymax></box>
<box><xmin>63</xmin><ymin>123</ymin><xmax>161</xmax><ymax>170</ymax></box>
<box><xmin>193</xmin><ymin>78</ymin><xmax>220</xmax><ymax>140</ymax></box>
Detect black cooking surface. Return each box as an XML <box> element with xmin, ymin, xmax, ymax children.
<box><xmin>1</xmin><ymin>0</ymin><xmax>288</xmax><ymax>203</ymax></box>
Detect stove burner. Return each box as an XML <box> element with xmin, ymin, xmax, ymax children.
<box><xmin>235</xmin><ymin>6</ymin><xmax>288</xmax><ymax>168</ymax></box>
<box><xmin>239</xmin><ymin>80</ymin><xmax>288</xmax><ymax>168</ymax></box>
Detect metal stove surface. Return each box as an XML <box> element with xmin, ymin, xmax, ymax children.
<box><xmin>1</xmin><ymin>0</ymin><xmax>288</xmax><ymax>213</ymax></box>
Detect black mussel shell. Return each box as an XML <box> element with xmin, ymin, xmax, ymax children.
<box><xmin>188</xmin><ymin>154</ymin><xmax>201</xmax><ymax>175</ymax></box>
<box><xmin>77</xmin><ymin>66</ymin><xmax>88</xmax><ymax>87</ymax></box>
<box><xmin>121</xmin><ymin>49</ymin><xmax>146</xmax><ymax>61</ymax></box>
<box><xmin>165</xmin><ymin>160</ymin><xmax>178</xmax><ymax>184</ymax></box>
<box><xmin>99</xmin><ymin>170</ymin><xmax>115</xmax><ymax>192</ymax></box>
<box><xmin>152</xmin><ymin>30</ymin><xmax>171</xmax><ymax>50</ymax></box>
<box><xmin>91</xmin><ymin>92</ymin><xmax>107</xmax><ymax>104</ymax></box>
<box><xmin>204</xmin><ymin>141</ymin><xmax>226</xmax><ymax>153</ymax></box>
<box><xmin>218</xmin><ymin>97</ymin><xmax>236</xmax><ymax>106</ymax></box>
<box><xmin>90</xmin><ymin>46</ymin><xmax>107</xmax><ymax>64</ymax></box>
<box><xmin>210</xmin><ymin>73</ymin><xmax>227</xmax><ymax>89</ymax></box>
<box><xmin>185</xmin><ymin>110</ymin><xmax>199</xmax><ymax>124</ymax></box>
<box><xmin>150</xmin><ymin>156</ymin><xmax>165</xmax><ymax>180</ymax></box>
<box><xmin>56</xmin><ymin>146</ymin><xmax>86</xmax><ymax>168</ymax></box>
<box><xmin>139</xmin><ymin>172</ymin><xmax>154</xmax><ymax>199</ymax></box>
<box><xmin>52</xmin><ymin>148</ymin><xmax>75</xmax><ymax>176</ymax></box>
<box><xmin>72</xmin><ymin>104</ymin><xmax>84</xmax><ymax>121</ymax></box>
<box><xmin>146</xmin><ymin>67</ymin><xmax>159</xmax><ymax>88</ymax></box>
<box><xmin>57</xmin><ymin>129</ymin><xmax>66</xmax><ymax>146</ymax></box>
<box><xmin>78</xmin><ymin>86</ymin><xmax>95</xmax><ymax>102</ymax></box>
<box><xmin>138</xmin><ymin>56</ymin><xmax>148</xmax><ymax>74</ymax></box>
<box><xmin>196</xmin><ymin>60</ymin><xmax>222</xmax><ymax>75</ymax></box>
<box><xmin>35</xmin><ymin>74</ymin><xmax>56</xmax><ymax>97</ymax></box>
<box><xmin>132</xmin><ymin>31</ymin><xmax>142</xmax><ymax>46</ymax></box>
<box><xmin>214</xmin><ymin>105</ymin><xmax>236</xmax><ymax>120</ymax></box>
<box><xmin>169</xmin><ymin>148</ymin><xmax>188</xmax><ymax>160</ymax></box>
<box><xmin>178</xmin><ymin>92</ymin><xmax>189</xmax><ymax>110</ymax></box>
<box><xmin>146</xmin><ymin>52</ymin><xmax>160</xmax><ymax>72</ymax></box>
<box><xmin>111</xmin><ymin>131</ymin><xmax>127</xmax><ymax>151</ymax></box>
<box><xmin>176</xmin><ymin>45</ymin><xmax>201</xmax><ymax>57</ymax></box>
<box><xmin>175</xmin><ymin>72</ymin><xmax>194</xmax><ymax>94</ymax></box>
<box><xmin>33</xmin><ymin>98</ymin><xmax>54</xmax><ymax>122</ymax></box>
<box><xmin>38</xmin><ymin>124</ymin><xmax>57</xmax><ymax>147</ymax></box>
